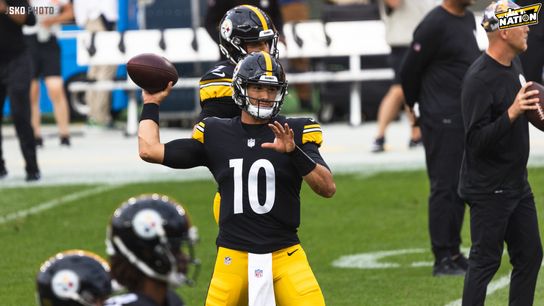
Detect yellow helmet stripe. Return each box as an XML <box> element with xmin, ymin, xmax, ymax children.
<box><xmin>243</xmin><ymin>5</ymin><xmax>269</xmax><ymax>31</ymax></box>
<box><xmin>262</xmin><ymin>51</ymin><xmax>273</xmax><ymax>76</ymax></box>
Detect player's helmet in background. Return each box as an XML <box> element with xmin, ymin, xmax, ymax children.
<box><xmin>106</xmin><ymin>194</ymin><xmax>199</xmax><ymax>287</ymax></box>
<box><xmin>219</xmin><ymin>5</ymin><xmax>279</xmax><ymax>64</ymax></box>
<box><xmin>36</xmin><ymin>250</ymin><xmax>112</xmax><ymax>306</ymax></box>
<box><xmin>233</xmin><ymin>51</ymin><xmax>288</xmax><ymax>120</ymax></box>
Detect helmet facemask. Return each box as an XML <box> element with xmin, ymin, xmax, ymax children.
<box><xmin>234</xmin><ymin>78</ymin><xmax>286</xmax><ymax>120</ymax></box>
<box><xmin>232</xmin><ymin>52</ymin><xmax>288</xmax><ymax>120</ymax></box>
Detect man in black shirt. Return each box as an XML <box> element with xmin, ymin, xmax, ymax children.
<box><xmin>138</xmin><ymin>52</ymin><xmax>336</xmax><ymax>305</ymax></box>
<box><xmin>517</xmin><ymin>0</ymin><xmax>544</xmax><ymax>83</ymax></box>
<box><xmin>399</xmin><ymin>0</ymin><xmax>480</xmax><ymax>276</ymax></box>
<box><xmin>0</xmin><ymin>0</ymin><xmax>40</xmax><ymax>181</ymax></box>
<box><xmin>460</xmin><ymin>1</ymin><xmax>543</xmax><ymax>305</ymax></box>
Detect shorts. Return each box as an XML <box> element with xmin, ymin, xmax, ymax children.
<box><xmin>389</xmin><ymin>46</ymin><xmax>409</xmax><ymax>84</ymax></box>
<box><xmin>25</xmin><ymin>34</ymin><xmax>61</xmax><ymax>79</ymax></box>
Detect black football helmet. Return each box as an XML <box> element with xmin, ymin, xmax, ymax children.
<box><xmin>232</xmin><ymin>51</ymin><xmax>288</xmax><ymax>119</ymax></box>
<box><xmin>36</xmin><ymin>250</ymin><xmax>112</xmax><ymax>306</ymax></box>
<box><xmin>219</xmin><ymin>5</ymin><xmax>279</xmax><ymax>64</ymax></box>
<box><xmin>106</xmin><ymin>194</ymin><xmax>199</xmax><ymax>287</ymax></box>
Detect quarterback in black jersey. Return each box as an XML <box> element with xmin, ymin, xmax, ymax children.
<box><xmin>199</xmin><ymin>5</ymin><xmax>280</xmax><ymax>226</ymax></box>
<box><xmin>139</xmin><ymin>52</ymin><xmax>336</xmax><ymax>305</ymax></box>
<box><xmin>198</xmin><ymin>5</ymin><xmax>279</xmax><ymax>122</ymax></box>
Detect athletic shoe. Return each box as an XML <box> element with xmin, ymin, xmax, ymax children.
<box><xmin>371</xmin><ymin>137</ymin><xmax>385</xmax><ymax>153</ymax></box>
<box><xmin>60</xmin><ymin>136</ymin><xmax>71</xmax><ymax>147</ymax></box>
<box><xmin>26</xmin><ymin>171</ymin><xmax>41</xmax><ymax>182</ymax></box>
<box><xmin>432</xmin><ymin>257</ymin><xmax>466</xmax><ymax>277</ymax></box>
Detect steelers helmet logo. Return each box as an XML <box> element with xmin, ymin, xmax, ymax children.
<box><xmin>221</xmin><ymin>18</ymin><xmax>233</xmax><ymax>39</ymax></box>
<box><xmin>133</xmin><ymin>209</ymin><xmax>163</xmax><ymax>239</ymax></box>
<box><xmin>51</xmin><ymin>270</ymin><xmax>80</xmax><ymax>299</ymax></box>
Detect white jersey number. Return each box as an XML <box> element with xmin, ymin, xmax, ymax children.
<box><xmin>229</xmin><ymin>158</ymin><xmax>276</xmax><ymax>214</ymax></box>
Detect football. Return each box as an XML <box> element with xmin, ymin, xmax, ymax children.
<box><xmin>525</xmin><ymin>82</ymin><xmax>544</xmax><ymax>131</ymax></box>
<box><xmin>127</xmin><ymin>53</ymin><xmax>178</xmax><ymax>93</ymax></box>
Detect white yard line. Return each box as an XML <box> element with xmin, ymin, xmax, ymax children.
<box><xmin>0</xmin><ymin>184</ymin><xmax>120</xmax><ymax>224</ymax></box>
<box><xmin>444</xmin><ymin>273</ymin><xmax>511</xmax><ymax>306</ymax></box>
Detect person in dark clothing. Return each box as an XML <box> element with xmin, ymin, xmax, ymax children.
<box><xmin>105</xmin><ymin>194</ymin><xmax>200</xmax><ymax>306</ymax></box>
<box><xmin>399</xmin><ymin>0</ymin><xmax>480</xmax><ymax>276</ymax></box>
<box><xmin>0</xmin><ymin>0</ymin><xmax>40</xmax><ymax>181</ymax></box>
<box><xmin>460</xmin><ymin>1</ymin><xmax>543</xmax><ymax>305</ymax></box>
<box><xmin>198</xmin><ymin>5</ymin><xmax>279</xmax><ymax>122</ymax></box>
<box><xmin>199</xmin><ymin>5</ymin><xmax>280</xmax><ymax>225</ymax></box>
<box><xmin>36</xmin><ymin>250</ymin><xmax>113</xmax><ymax>306</ymax></box>
<box><xmin>517</xmin><ymin>0</ymin><xmax>544</xmax><ymax>83</ymax></box>
<box><xmin>138</xmin><ymin>52</ymin><xmax>336</xmax><ymax>306</ymax></box>
<box><xmin>205</xmin><ymin>0</ymin><xmax>283</xmax><ymax>47</ymax></box>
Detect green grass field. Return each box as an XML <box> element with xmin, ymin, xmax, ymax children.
<box><xmin>2</xmin><ymin>169</ymin><xmax>544</xmax><ymax>306</ymax></box>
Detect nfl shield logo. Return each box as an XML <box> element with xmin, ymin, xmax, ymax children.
<box><xmin>255</xmin><ymin>269</ymin><xmax>263</xmax><ymax>278</ymax></box>
<box><xmin>224</xmin><ymin>256</ymin><xmax>232</xmax><ymax>265</ymax></box>
<box><xmin>247</xmin><ymin>138</ymin><xmax>256</xmax><ymax>148</ymax></box>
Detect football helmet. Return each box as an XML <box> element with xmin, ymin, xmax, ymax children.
<box><xmin>106</xmin><ymin>194</ymin><xmax>199</xmax><ymax>287</ymax></box>
<box><xmin>219</xmin><ymin>5</ymin><xmax>279</xmax><ymax>64</ymax></box>
<box><xmin>232</xmin><ymin>51</ymin><xmax>288</xmax><ymax>119</ymax></box>
<box><xmin>36</xmin><ymin>250</ymin><xmax>112</xmax><ymax>306</ymax></box>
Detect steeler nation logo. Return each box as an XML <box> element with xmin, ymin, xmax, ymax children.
<box><xmin>496</xmin><ymin>3</ymin><xmax>541</xmax><ymax>30</ymax></box>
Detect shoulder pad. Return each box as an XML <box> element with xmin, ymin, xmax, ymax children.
<box><xmin>192</xmin><ymin>121</ymin><xmax>205</xmax><ymax>144</ymax></box>
<box><xmin>200</xmin><ymin>64</ymin><xmax>235</xmax><ymax>102</ymax></box>
<box><xmin>301</xmin><ymin>118</ymin><xmax>323</xmax><ymax>146</ymax></box>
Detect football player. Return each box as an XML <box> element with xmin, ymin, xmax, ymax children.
<box><xmin>138</xmin><ymin>52</ymin><xmax>336</xmax><ymax>306</ymax></box>
<box><xmin>104</xmin><ymin>194</ymin><xmax>200</xmax><ymax>306</ymax></box>
<box><xmin>36</xmin><ymin>250</ymin><xmax>112</xmax><ymax>306</ymax></box>
<box><xmin>198</xmin><ymin>4</ymin><xmax>279</xmax><ymax>121</ymax></box>
<box><xmin>199</xmin><ymin>5</ymin><xmax>280</xmax><ymax>225</ymax></box>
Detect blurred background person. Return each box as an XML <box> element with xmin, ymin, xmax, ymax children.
<box><xmin>371</xmin><ymin>0</ymin><xmax>435</xmax><ymax>153</ymax></box>
<box><xmin>36</xmin><ymin>250</ymin><xmax>113</xmax><ymax>306</ymax></box>
<box><xmin>279</xmin><ymin>0</ymin><xmax>314</xmax><ymax>111</ymax></box>
<box><xmin>73</xmin><ymin>0</ymin><xmax>118</xmax><ymax>128</ymax></box>
<box><xmin>0</xmin><ymin>0</ymin><xmax>41</xmax><ymax>181</ymax></box>
<box><xmin>105</xmin><ymin>194</ymin><xmax>199</xmax><ymax>306</ymax></box>
<box><xmin>24</xmin><ymin>0</ymin><xmax>73</xmax><ymax>147</ymax></box>
<box><xmin>517</xmin><ymin>0</ymin><xmax>544</xmax><ymax>84</ymax></box>
<box><xmin>400</xmin><ymin>0</ymin><xmax>480</xmax><ymax>276</ymax></box>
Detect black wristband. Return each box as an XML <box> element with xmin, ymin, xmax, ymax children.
<box><xmin>140</xmin><ymin>103</ymin><xmax>159</xmax><ymax>125</ymax></box>
<box><xmin>289</xmin><ymin>145</ymin><xmax>317</xmax><ymax>176</ymax></box>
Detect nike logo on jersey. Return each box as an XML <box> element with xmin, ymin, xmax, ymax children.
<box><xmin>287</xmin><ymin>249</ymin><xmax>299</xmax><ymax>256</ymax></box>
<box><xmin>212</xmin><ymin>72</ymin><xmax>226</xmax><ymax>77</ymax></box>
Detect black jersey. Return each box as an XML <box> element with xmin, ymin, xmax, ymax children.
<box><xmin>459</xmin><ymin>53</ymin><xmax>531</xmax><ymax>199</ymax></box>
<box><xmin>105</xmin><ymin>290</ymin><xmax>184</xmax><ymax>306</ymax></box>
<box><xmin>163</xmin><ymin>115</ymin><xmax>327</xmax><ymax>253</ymax></box>
<box><xmin>198</xmin><ymin>61</ymin><xmax>240</xmax><ymax>121</ymax></box>
<box><xmin>400</xmin><ymin>6</ymin><xmax>480</xmax><ymax>127</ymax></box>
<box><xmin>0</xmin><ymin>0</ymin><xmax>36</xmax><ymax>61</ymax></box>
